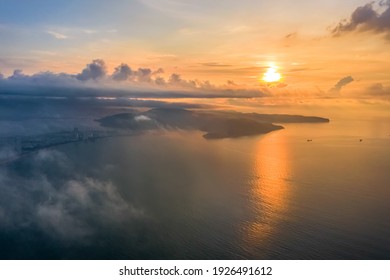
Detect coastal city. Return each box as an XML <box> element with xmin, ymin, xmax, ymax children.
<box><xmin>0</xmin><ymin>128</ymin><xmax>118</xmax><ymax>156</ymax></box>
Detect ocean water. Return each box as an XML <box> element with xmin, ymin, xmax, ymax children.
<box><xmin>1</xmin><ymin>111</ymin><xmax>390</xmax><ymax>259</ymax></box>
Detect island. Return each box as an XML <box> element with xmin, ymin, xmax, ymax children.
<box><xmin>0</xmin><ymin>108</ymin><xmax>330</xmax><ymax>163</ymax></box>
<box><xmin>96</xmin><ymin>108</ymin><xmax>329</xmax><ymax>139</ymax></box>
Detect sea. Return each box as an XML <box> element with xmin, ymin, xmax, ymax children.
<box><xmin>1</xmin><ymin>103</ymin><xmax>389</xmax><ymax>259</ymax></box>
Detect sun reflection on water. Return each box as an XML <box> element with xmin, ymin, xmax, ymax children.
<box><xmin>243</xmin><ymin>131</ymin><xmax>292</xmax><ymax>251</ymax></box>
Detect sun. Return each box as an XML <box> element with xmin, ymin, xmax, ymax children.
<box><xmin>262</xmin><ymin>66</ymin><xmax>281</xmax><ymax>83</ymax></box>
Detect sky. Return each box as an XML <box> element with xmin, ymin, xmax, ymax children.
<box><xmin>0</xmin><ymin>0</ymin><xmax>390</xmax><ymax>100</ymax></box>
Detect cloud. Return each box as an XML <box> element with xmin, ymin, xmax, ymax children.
<box><xmin>36</xmin><ymin>177</ymin><xmax>133</xmax><ymax>240</ymax></box>
<box><xmin>109</xmin><ymin>62</ymin><xmax>257</xmax><ymax>95</ymax></box>
<box><xmin>154</xmin><ymin>76</ymin><xmax>166</xmax><ymax>86</ymax></box>
<box><xmin>329</xmin><ymin>76</ymin><xmax>354</xmax><ymax>93</ymax></box>
<box><xmin>368</xmin><ymin>82</ymin><xmax>384</xmax><ymax>91</ymax></box>
<box><xmin>82</xmin><ymin>29</ymin><xmax>98</xmax><ymax>34</ymax></box>
<box><xmin>112</xmin><ymin>64</ymin><xmax>163</xmax><ymax>84</ymax></box>
<box><xmin>168</xmin><ymin>73</ymin><xmax>186</xmax><ymax>86</ymax></box>
<box><xmin>8</xmin><ymin>69</ymin><xmax>27</xmax><ymax>80</ymax></box>
<box><xmin>134</xmin><ymin>115</ymin><xmax>152</xmax><ymax>122</ymax></box>
<box><xmin>112</xmin><ymin>63</ymin><xmax>133</xmax><ymax>81</ymax></box>
<box><xmin>152</xmin><ymin>68</ymin><xmax>164</xmax><ymax>75</ymax></box>
<box><xmin>7</xmin><ymin>69</ymin><xmax>76</xmax><ymax>86</ymax></box>
<box><xmin>365</xmin><ymin>82</ymin><xmax>390</xmax><ymax>96</ymax></box>
<box><xmin>76</xmin><ymin>59</ymin><xmax>107</xmax><ymax>81</ymax></box>
<box><xmin>201</xmin><ymin>62</ymin><xmax>233</xmax><ymax>67</ymax></box>
<box><xmin>34</xmin><ymin>149</ymin><xmax>69</xmax><ymax>168</ymax></box>
<box><xmin>47</xmin><ymin>31</ymin><xmax>68</xmax><ymax>40</ymax></box>
<box><xmin>134</xmin><ymin>68</ymin><xmax>153</xmax><ymax>83</ymax></box>
<box><xmin>0</xmin><ymin>59</ymin><xmax>268</xmax><ymax>99</ymax></box>
<box><xmin>332</xmin><ymin>1</ymin><xmax>390</xmax><ymax>39</ymax></box>
<box><xmin>0</xmin><ymin>148</ymin><xmax>143</xmax><ymax>241</ymax></box>
<box><xmin>112</xmin><ymin>64</ymin><xmax>165</xmax><ymax>83</ymax></box>
<box><xmin>226</xmin><ymin>80</ymin><xmax>238</xmax><ymax>87</ymax></box>
<box><xmin>167</xmin><ymin>73</ymin><xmax>215</xmax><ymax>90</ymax></box>
<box><xmin>0</xmin><ymin>69</ymin><xmax>84</xmax><ymax>102</ymax></box>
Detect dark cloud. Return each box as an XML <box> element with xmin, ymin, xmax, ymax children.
<box><xmin>332</xmin><ymin>1</ymin><xmax>390</xmax><ymax>39</ymax></box>
<box><xmin>329</xmin><ymin>76</ymin><xmax>354</xmax><ymax>93</ymax></box>
<box><xmin>168</xmin><ymin>73</ymin><xmax>183</xmax><ymax>84</ymax></box>
<box><xmin>368</xmin><ymin>82</ymin><xmax>384</xmax><ymax>91</ymax></box>
<box><xmin>0</xmin><ymin>70</ymin><xmax>79</xmax><ymax>96</ymax></box>
<box><xmin>168</xmin><ymin>73</ymin><xmax>215</xmax><ymax>90</ymax></box>
<box><xmin>8</xmin><ymin>70</ymin><xmax>76</xmax><ymax>86</ymax></box>
<box><xmin>112</xmin><ymin>65</ymin><xmax>161</xmax><ymax>83</ymax></box>
<box><xmin>134</xmin><ymin>68</ymin><xmax>153</xmax><ymax>83</ymax></box>
<box><xmin>365</xmin><ymin>82</ymin><xmax>390</xmax><ymax>96</ymax></box>
<box><xmin>226</xmin><ymin>80</ymin><xmax>238</xmax><ymax>86</ymax></box>
<box><xmin>168</xmin><ymin>73</ymin><xmax>196</xmax><ymax>88</ymax></box>
<box><xmin>112</xmin><ymin>63</ymin><xmax>133</xmax><ymax>81</ymax></box>
<box><xmin>152</xmin><ymin>68</ymin><xmax>164</xmax><ymax>75</ymax></box>
<box><xmin>76</xmin><ymin>59</ymin><xmax>107</xmax><ymax>81</ymax></box>
<box><xmin>9</xmin><ymin>69</ymin><xmax>27</xmax><ymax>80</ymax></box>
<box><xmin>154</xmin><ymin>76</ymin><xmax>166</xmax><ymax>86</ymax></box>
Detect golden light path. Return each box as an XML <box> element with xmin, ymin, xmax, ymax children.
<box><xmin>243</xmin><ymin>131</ymin><xmax>292</xmax><ymax>255</ymax></box>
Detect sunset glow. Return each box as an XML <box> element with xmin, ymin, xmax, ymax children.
<box><xmin>0</xmin><ymin>0</ymin><xmax>389</xmax><ymax>98</ymax></box>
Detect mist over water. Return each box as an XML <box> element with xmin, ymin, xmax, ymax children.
<box><xmin>0</xmin><ymin>107</ymin><xmax>389</xmax><ymax>259</ymax></box>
